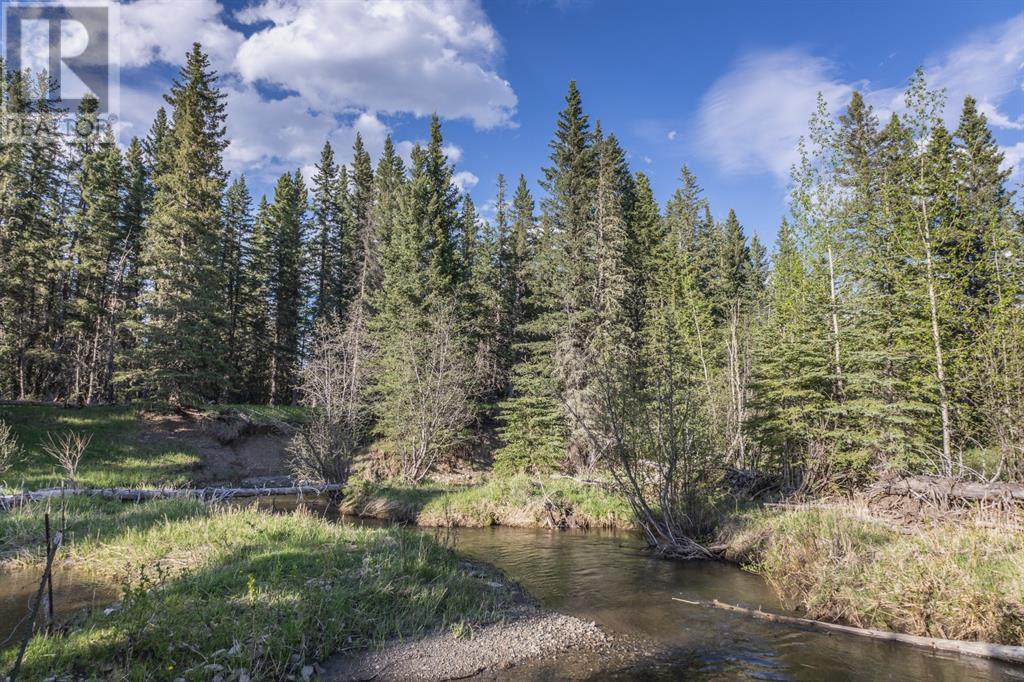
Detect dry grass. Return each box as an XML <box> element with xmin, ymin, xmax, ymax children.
<box><xmin>719</xmin><ymin>505</ymin><xmax>1024</xmax><ymax>645</ymax></box>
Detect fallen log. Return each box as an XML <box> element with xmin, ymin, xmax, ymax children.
<box><xmin>871</xmin><ymin>475</ymin><xmax>1024</xmax><ymax>502</ymax></box>
<box><xmin>0</xmin><ymin>483</ymin><xmax>345</xmax><ymax>509</ymax></box>
<box><xmin>672</xmin><ymin>598</ymin><xmax>1024</xmax><ymax>665</ymax></box>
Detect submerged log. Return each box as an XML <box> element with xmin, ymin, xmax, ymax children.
<box><xmin>0</xmin><ymin>483</ymin><xmax>345</xmax><ymax>508</ymax></box>
<box><xmin>871</xmin><ymin>475</ymin><xmax>1024</xmax><ymax>502</ymax></box>
<box><xmin>672</xmin><ymin>598</ymin><xmax>1024</xmax><ymax>665</ymax></box>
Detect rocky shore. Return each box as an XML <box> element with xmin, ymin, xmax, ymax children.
<box><xmin>325</xmin><ymin>606</ymin><xmax>659</xmax><ymax>681</ymax></box>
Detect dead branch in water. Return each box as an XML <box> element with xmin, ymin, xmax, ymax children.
<box><xmin>0</xmin><ymin>484</ymin><xmax>344</xmax><ymax>509</ymax></box>
<box><xmin>672</xmin><ymin>598</ymin><xmax>1024</xmax><ymax>665</ymax></box>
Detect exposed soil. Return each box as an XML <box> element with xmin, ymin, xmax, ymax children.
<box><xmin>324</xmin><ymin>606</ymin><xmax>660</xmax><ymax>681</ymax></box>
<box><xmin>135</xmin><ymin>411</ymin><xmax>294</xmax><ymax>486</ymax></box>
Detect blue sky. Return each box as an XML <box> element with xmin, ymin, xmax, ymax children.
<box><xmin>111</xmin><ymin>0</ymin><xmax>1024</xmax><ymax>247</ymax></box>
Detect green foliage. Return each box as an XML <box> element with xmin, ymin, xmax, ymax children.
<box><xmin>134</xmin><ymin>44</ymin><xmax>230</xmax><ymax>403</ymax></box>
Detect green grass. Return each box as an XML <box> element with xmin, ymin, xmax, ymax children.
<box><xmin>215</xmin><ymin>404</ymin><xmax>309</xmax><ymax>424</ymax></box>
<box><xmin>0</xmin><ymin>405</ymin><xmax>198</xmax><ymax>492</ymax></box>
<box><xmin>1</xmin><ymin>499</ymin><xmax>514</xmax><ymax>680</ymax></box>
<box><xmin>342</xmin><ymin>474</ymin><xmax>634</xmax><ymax>529</ymax></box>
<box><xmin>719</xmin><ymin>506</ymin><xmax>1024</xmax><ymax>645</ymax></box>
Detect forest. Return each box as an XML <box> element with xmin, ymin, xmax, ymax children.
<box><xmin>1</xmin><ymin>38</ymin><xmax>1023</xmax><ymax>680</ymax></box>
<box><xmin>2</xmin><ymin>43</ymin><xmax>1020</xmax><ymax>494</ymax></box>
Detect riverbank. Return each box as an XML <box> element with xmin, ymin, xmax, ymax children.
<box><xmin>718</xmin><ymin>505</ymin><xmax>1024</xmax><ymax>646</ymax></box>
<box><xmin>0</xmin><ymin>499</ymin><xmax>527</xmax><ymax>679</ymax></box>
<box><xmin>340</xmin><ymin>474</ymin><xmax>634</xmax><ymax>530</ymax></box>
<box><xmin>0</xmin><ymin>403</ymin><xmax>304</xmax><ymax>492</ymax></box>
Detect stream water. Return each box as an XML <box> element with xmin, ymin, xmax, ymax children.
<box><xmin>444</xmin><ymin>524</ymin><xmax>1021</xmax><ymax>681</ymax></box>
<box><xmin>2</xmin><ymin>497</ymin><xmax>1021</xmax><ymax>680</ymax></box>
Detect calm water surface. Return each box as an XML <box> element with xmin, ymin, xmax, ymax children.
<box><xmin>444</xmin><ymin>524</ymin><xmax>1023</xmax><ymax>681</ymax></box>
<box><xmin>2</xmin><ymin>496</ymin><xmax>1021</xmax><ymax>681</ymax></box>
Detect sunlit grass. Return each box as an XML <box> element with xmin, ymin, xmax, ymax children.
<box><xmin>719</xmin><ymin>506</ymin><xmax>1024</xmax><ymax>645</ymax></box>
<box><xmin>342</xmin><ymin>473</ymin><xmax>635</xmax><ymax>529</ymax></box>
<box><xmin>0</xmin><ymin>405</ymin><xmax>199</xmax><ymax>492</ymax></box>
<box><xmin>1</xmin><ymin>499</ymin><xmax>512</xmax><ymax>679</ymax></box>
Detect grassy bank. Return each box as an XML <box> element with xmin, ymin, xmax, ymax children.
<box><xmin>719</xmin><ymin>506</ymin><xmax>1024</xmax><ymax>645</ymax></box>
<box><xmin>341</xmin><ymin>474</ymin><xmax>634</xmax><ymax>530</ymax></box>
<box><xmin>0</xmin><ymin>404</ymin><xmax>308</xmax><ymax>493</ymax></box>
<box><xmin>0</xmin><ymin>405</ymin><xmax>199</xmax><ymax>492</ymax></box>
<box><xmin>1</xmin><ymin>499</ymin><xmax>515</xmax><ymax>679</ymax></box>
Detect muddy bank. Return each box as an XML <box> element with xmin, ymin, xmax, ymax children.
<box><xmin>325</xmin><ymin>606</ymin><xmax>658</xmax><ymax>681</ymax></box>
<box><xmin>137</xmin><ymin>410</ymin><xmax>293</xmax><ymax>485</ymax></box>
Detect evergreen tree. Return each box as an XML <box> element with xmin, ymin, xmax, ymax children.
<box><xmin>349</xmin><ymin>133</ymin><xmax>376</xmax><ymax>310</ymax></box>
<box><xmin>237</xmin><ymin>196</ymin><xmax>275</xmax><ymax>403</ymax></box>
<box><xmin>541</xmin><ymin>81</ymin><xmax>598</xmax><ymax>468</ymax></box>
<box><xmin>135</xmin><ymin>43</ymin><xmax>229</xmax><ymax>403</ymax></box>
<box><xmin>268</xmin><ymin>170</ymin><xmax>308</xmax><ymax>404</ymax></box>
<box><xmin>309</xmin><ymin>141</ymin><xmax>344</xmax><ymax>321</ymax></box>
<box><xmin>221</xmin><ymin>176</ymin><xmax>253</xmax><ymax>397</ymax></box>
<box><xmin>65</xmin><ymin>105</ymin><xmax>126</xmax><ymax>402</ymax></box>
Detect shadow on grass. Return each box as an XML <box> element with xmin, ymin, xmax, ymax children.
<box><xmin>1</xmin><ymin>513</ymin><xmax>510</xmax><ymax>680</ymax></box>
<box><xmin>0</xmin><ymin>405</ymin><xmax>199</xmax><ymax>491</ymax></box>
<box><xmin>0</xmin><ymin>498</ymin><xmax>210</xmax><ymax>565</ymax></box>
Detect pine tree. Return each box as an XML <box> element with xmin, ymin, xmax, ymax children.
<box><xmin>65</xmin><ymin>102</ymin><xmax>126</xmax><ymax>402</ymax></box>
<box><xmin>135</xmin><ymin>43</ymin><xmax>229</xmax><ymax>403</ymax></box>
<box><xmin>268</xmin><ymin>170</ymin><xmax>308</xmax><ymax>404</ymax></box>
<box><xmin>748</xmin><ymin>219</ymin><xmax>834</xmax><ymax>486</ymax></box>
<box><xmin>114</xmin><ymin>137</ymin><xmax>150</xmax><ymax>396</ymax></box>
<box><xmin>237</xmin><ymin>196</ymin><xmax>275</xmax><ymax>403</ymax></box>
<box><xmin>495</xmin><ymin>215</ymin><xmax>568</xmax><ymax>475</ymax></box>
<box><xmin>349</xmin><ymin>133</ymin><xmax>376</xmax><ymax>311</ymax></box>
<box><xmin>625</xmin><ymin>171</ymin><xmax>664</xmax><ymax>338</ymax></box>
<box><xmin>541</xmin><ymin>81</ymin><xmax>598</xmax><ymax>468</ymax></box>
<box><xmin>309</xmin><ymin>141</ymin><xmax>344</xmax><ymax>321</ymax></box>
<box><xmin>0</xmin><ymin>71</ymin><xmax>66</xmax><ymax>399</ymax></box>
<box><xmin>221</xmin><ymin>176</ymin><xmax>253</xmax><ymax>397</ymax></box>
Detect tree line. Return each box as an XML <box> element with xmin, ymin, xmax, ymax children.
<box><xmin>0</xmin><ymin>44</ymin><xmax>1020</xmax><ymax>487</ymax></box>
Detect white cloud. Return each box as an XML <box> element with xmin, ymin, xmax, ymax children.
<box><xmin>667</xmin><ymin>130</ymin><xmax>677</xmax><ymax>141</ymax></box>
<box><xmin>443</xmin><ymin>143</ymin><xmax>463</xmax><ymax>164</ymax></box>
<box><xmin>1002</xmin><ymin>142</ymin><xmax>1024</xmax><ymax>178</ymax></box>
<box><xmin>120</xmin><ymin>0</ymin><xmax>243</xmax><ymax>70</ymax></box>
<box><xmin>233</xmin><ymin>0</ymin><xmax>517</xmax><ymax>129</ymax></box>
<box><xmin>925</xmin><ymin>14</ymin><xmax>1024</xmax><ymax>130</ymax></box>
<box><xmin>697</xmin><ymin>49</ymin><xmax>852</xmax><ymax>178</ymax></box>
<box><xmin>113</xmin><ymin>0</ymin><xmax>509</xmax><ymax>183</ymax></box>
<box><xmin>452</xmin><ymin>170</ymin><xmax>479</xmax><ymax>192</ymax></box>
<box><xmin>696</xmin><ymin>14</ymin><xmax>1024</xmax><ymax>179</ymax></box>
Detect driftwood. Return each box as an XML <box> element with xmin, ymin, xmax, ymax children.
<box><xmin>871</xmin><ymin>475</ymin><xmax>1024</xmax><ymax>503</ymax></box>
<box><xmin>0</xmin><ymin>484</ymin><xmax>344</xmax><ymax>509</ymax></box>
<box><xmin>672</xmin><ymin>598</ymin><xmax>1024</xmax><ymax>665</ymax></box>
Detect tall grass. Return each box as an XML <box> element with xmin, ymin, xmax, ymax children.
<box><xmin>719</xmin><ymin>507</ymin><xmax>1024</xmax><ymax>645</ymax></box>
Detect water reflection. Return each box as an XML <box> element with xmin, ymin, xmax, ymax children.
<box><xmin>444</xmin><ymin>525</ymin><xmax>1023</xmax><ymax>682</ymax></box>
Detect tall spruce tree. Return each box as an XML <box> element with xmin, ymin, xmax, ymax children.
<box><xmin>221</xmin><ymin>176</ymin><xmax>253</xmax><ymax>398</ymax></box>
<box><xmin>541</xmin><ymin>81</ymin><xmax>599</xmax><ymax>468</ymax></box>
<box><xmin>135</xmin><ymin>43</ymin><xmax>229</xmax><ymax>403</ymax></box>
<box><xmin>267</xmin><ymin>170</ymin><xmax>308</xmax><ymax>404</ymax></box>
<box><xmin>309</xmin><ymin>141</ymin><xmax>344</xmax><ymax>323</ymax></box>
